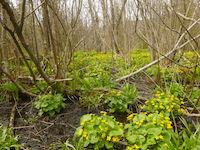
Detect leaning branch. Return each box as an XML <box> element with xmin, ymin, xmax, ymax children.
<box><xmin>116</xmin><ymin>33</ymin><xmax>200</xmax><ymax>82</ymax></box>
<box><xmin>0</xmin><ymin>66</ymin><xmax>38</xmax><ymax>97</ymax></box>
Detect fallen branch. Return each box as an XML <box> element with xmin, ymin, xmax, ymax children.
<box><xmin>116</xmin><ymin>33</ymin><xmax>200</xmax><ymax>82</ymax></box>
<box><xmin>17</xmin><ymin>75</ymin><xmax>73</xmax><ymax>82</ymax></box>
<box><xmin>9</xmin><ymin>100</ymin><xmax>18</xmax><ymax>128</ymax></box>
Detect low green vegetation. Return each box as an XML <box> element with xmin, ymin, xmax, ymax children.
<box><xmin>1</xmin><ymin>49</ymin><xmax>200</xmax><ymax>149</ymax></box>
<box><xmin>34</xmin><ymin>92</ymin><xmax>66</xmax><ymax>116</ymax></box>
<box><xmin>0</xmin><ymin>124</ymin><xmax>24</xmax><ymax>150</ymax></box>
<box><xmin>104</xmin><ymin>83</ymin><xmax>140</xmax><ymax>113</ymax></box>
<box><xmin>74</xmin><ymin>89</ymin><xmax>200</xmax><ymax>150</ymax></box>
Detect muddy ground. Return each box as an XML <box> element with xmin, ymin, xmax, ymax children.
<box><xmin>0</xmin><ymin>77</ymin><xmax>157</xmax><ymax>150</ymax></box>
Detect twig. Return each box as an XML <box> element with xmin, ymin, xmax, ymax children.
<box><xmin>9</xmin><ymin>100</ymin><xmax>18</xmax><ymax>128</ymax></box>
<box><xmin>35</xmin><ymin>121</ymin><xmax>54</xmax><ymax>135</ymax></box>
<box><xmin>67</xmin><ymin>122</ymin><xmax>76</xmax><ymax>129</ymax></box>
<box><xmin>13</xmin><ymin>125</ymin><xmax>34</xmax><ymax>129</ymax></box>
<box><xmin>116</xmin><ymin>33</ymin><xmax>200</xmax><ymax>82</ymax></box>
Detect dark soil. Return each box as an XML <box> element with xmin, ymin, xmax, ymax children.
<box><xmin>0</xmin><ymin>77</ymin><xmax>156</xmax><ymax>150</ymax></box>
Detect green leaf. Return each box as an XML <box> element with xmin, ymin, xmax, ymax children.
<box><xmin>107</xmin><ymin>120</ymin><xmax>115</xmax><ymax>128</ymax></box>
<box><xmin>74</xmin><ymin>126</ymin><xmax>83</xmax><ymax>138</ymax></box>
<box><xmin>127</xmin><ymin>135</ymin><xmax>137</xmax><ymax>143</ymax></box>
<box><xmin>41</xmin><ymin>103</ymin><xmax>48</xmax><ymax>108</ymax></box>
<box><xmin>48</xmin><ymin>110</ymin><xmax>55</xmax><ymax>116</ymax></box>
<box><xmin>109</xmin><ymin>127</ymin><xmax>123</xmax><ymax>136</ymax></box>
<box><xmin>146</xmin><ymin>138</ymin><xmax>156</xmax><ymax>145</ymax></box>
<box><xmin>105</xmin><ymin>141</ymin><xmax>113</xmax><ymax>149</ymax></box>
<box><xmin>83</xmin><ymin>139</ymin><xmax>90</xmax><ymax>147</ymax></box>
<box><xmin>61</xmin><ymin>102</ymin><xmax>66</xmax><ymax>108</ymax></box>
<box><xmin>138</xmin><ymin>135</ymin><xmax>145</xmax><ymax>144</ymax></box>
<box><xmin>34</xmin><ymin>102</ymin><xmax>41</xmax><ymax>109</ymax></box>
<box><xmin>80</xmin><ymin>114</ymin><xmax>91</xmax><ymax>123</ymax></box>
<box><xmin>162</xmin><ymin>131</ymin><xmax>171</xmax><ymax>141</ymax></box>
<box><xmin>147</xmin><ymin>127</ymin><xmax>162</xmax><ymax>136</ymax></box>
<box><xmin>89</xmin><ymin>131</ymin><xmax>99</xmax><ymax>144</ymax></box>
<box><xmin>38</xmin><ymin>110</ymin><xmax>44</xmax><ymax>116</ymax></box>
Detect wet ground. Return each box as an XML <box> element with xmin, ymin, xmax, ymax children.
<box><xmin>0</xmin><ymin>77</ymin><xmax>156</xmax><ymax>150</ymax></box>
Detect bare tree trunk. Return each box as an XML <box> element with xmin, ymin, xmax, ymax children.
<box><xmin>0</xmin><ymin>0</ymin><xmax>53</xmax><ymax>86</ymax></box>
<box><xmin>88</xmin><ymin>0</ymin><xmax>101</xmax><ymax>52</ymax></box>
<box><xmin>1</xmin><ymin>3</ymin><xmax>10</xmax><ymax>74</ymax></box>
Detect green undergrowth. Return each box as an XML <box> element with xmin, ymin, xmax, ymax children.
<box><xmin>0</xmin><ymin>124</ymin><xmax>25</xmax><ymax>150</ymax></box>
<box><xmin>74</xmin><ymin>89</ymin><xmax>200</xmax><ymax>150</ymax></box>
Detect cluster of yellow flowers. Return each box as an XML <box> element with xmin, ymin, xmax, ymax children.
<box><xmin>110</xmin><ymin>90</ymin><xmax>122</xmax><ymax>97</ymax></box>
<box><xmin>155</xmin><ymin>135</ymin><xmax>164</xmax><ymax>140</ymax></box>
<box><xmin>145</xmin><ymin>91</ymin><xmax>186</xmax><ymax>115</ymax></box>
<box><xmin>127</xmin><ymin>144</ymin><xmax>140</xmax><ymax>150</ymax></box>
<box><xmin>100</xmin><ymin>111</ymin><xmax>107</xmax><ymax>116</ymax></box>
<box><xmin>135</xmin><ymin>119</ymin><xmax>144</xmax><ymax>126</ymax></box>
<box><xmin>127</xmin><ymin>113</ymin><xmax>137</xmax><ymax>120</ymax></box>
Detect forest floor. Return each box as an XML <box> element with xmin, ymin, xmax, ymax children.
<box><xmin>0</xmin><ymin>77</ymin><xmax>155</xmax><ymax>150</ymax></box>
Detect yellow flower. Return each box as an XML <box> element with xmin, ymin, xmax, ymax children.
<box><xmin>86</xmin><ymin>136</ymin><xmax>89</xmax><ymax>140</ymax></box>
<box><xmin>140</xmin><ymin>105</ymin><xmax>145</xmax><ymax>109</ymax></box>
<box><xmin>140</xmin><ymin>119</ymin><xmax>144</xmax><ymax>123</ymax></box>
<box><xmin>167</xmin><ymin>124</ymin><xmax>172</xmax><ymax>129</ymax></box>
<box><xmin>39</xmin><ymin>95</ymin><xmax>41</xmax><ymax>98</ymax></box>
<box><xmin>127</xmin><ymin>113</ymin><xmax>137</xmax><ymax>120</ymax></box>
<box><xmin>112</xmin><ymin>136</ymin><xmax>120</xmax><ymax>142</ymax></box>
<box><xmin>153</xmin><ymin>119</ymin><xmax>156</xmax><ymax>124</ymax></box>
<box><xmin>106</xmin><ymin>136</ymin><xmax>111</xmax><ymax>141</ymax></box>
<box><xmin>155</xmin><ymin>136</ymin><xmax>159</xmax><ymax>140</ymax></box>
<box><xmin>134</xmin><ymin>144</ymin><xmax>140</xmax><ymax>149</ymax></box>
<box><xmin>119</xmin><ymin>123</ymin><xmax>123</xmax><ymax>127</ymax></box>
<box><xmin>49</xmin><ymin>91</ymin><xmax>51</xmax><ymax>94</ymax></box>
<box><xmin>79</xmin><ymin>129</ymin><xmax>83</xmax><ymax>136</ymax></box>
<box><xmin>90</xmin><ymin>119</ymin><xmax>95</xmax><ymax>122</ymax></box>
<box><xmin>164</xmin><ymin>143</ymin><xmax>168</xmax><ymax>146</ymax></box>
<box><xmin>160</xmin><ymin>105</ymin><xmax>164</xmax><ymax>109</ymax></box>
<box><xmin>105</xmin><ymin>127</ymin><xmax>109</xmax><ymax>131</ymax></box>
<box><xmin>83</xmin><ymin>131</ymin><xmax>87</xmax><ymax>137</ymax></box>
<box><xmin>117</xmin><ymin>91</ymin><xmax>122</xmax><ymax>96</ymax></box>
<box><xmin>159</xmin><ymin>113</ymin><xmax>164</xmax><ymax>118</ymax></box>
<box><xmin>159</xmin><ymin>135</ymin><xmax>164</xmax><ymax>140</ymax></box>
<box><xmin>148</xmin><ymin>114</ymin><xmax>153</xmax><ymax>117</ymax></box>
<box><xmin>100</xmin><ymin>111</ymin><xmax>107</xmax><ymax>116</ymax></box>
<box><xmin>102</xmin><ymin>133</ymin><xmax>106</xmax><ymax>138</ymax></box>
<box><xmin>90</xmin><ymin>113</ymin><xmax>95</xmax><ymax>116</ymax></box>
<box><xmin>111</xmin><ymin>90</ymin><xmax>116</xmax><ymax>94</ymax></box>
<box><xmin>165</xmin><ymin>117</ymin><xmax>170</xmax><ymax>120</ymax></box>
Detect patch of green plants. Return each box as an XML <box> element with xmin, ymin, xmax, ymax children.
<box><xmin>143</xmin><ymin>91</ymin><xmax>185</xmax><ymax>118</ymax></box>
<box><xmin>104</xmin><ymin>83</ymin><xmax>140</xmax><ymax>113</ymax></box>
<box><xmin>59</xmin><ymin>139</ymin><xmax>76</xmax><ymax>150</ymax></box>
<box><xmin>0</xmin><ymin>124</ymin><xmax>24</xmax><ymax>150</ymax></box>
<box><xmin>79</xmin><ymin>94</ymin><xmax>104</xmax><ymax>108</ymax></box>
<box><xmin>31</xmin><ymin>81</ymin><xmax>51</xmax><ymax>94</ymax></box>
<box><xmin>73</xmin><ymin>111</ymin><xmax>124</xmax><ymax>150</ymax></box>
<box><xmin>169</xmin><ymin>117</ymin><xmax>200</xmax><ymax>150</ymax></box>
<box><xmin>34</xmin><ymin>92</ymin><xmax>66</xmax><ymax>116</ymax></box>
<box><xmin>125</xmin><ymin>113</ymin><xmax>173</xmax><ymax>150</ymax></box>
<box><xmin>2</xmin><ymin>82</ymin><xmax>23</xmax><ymax>100</ymax></box>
